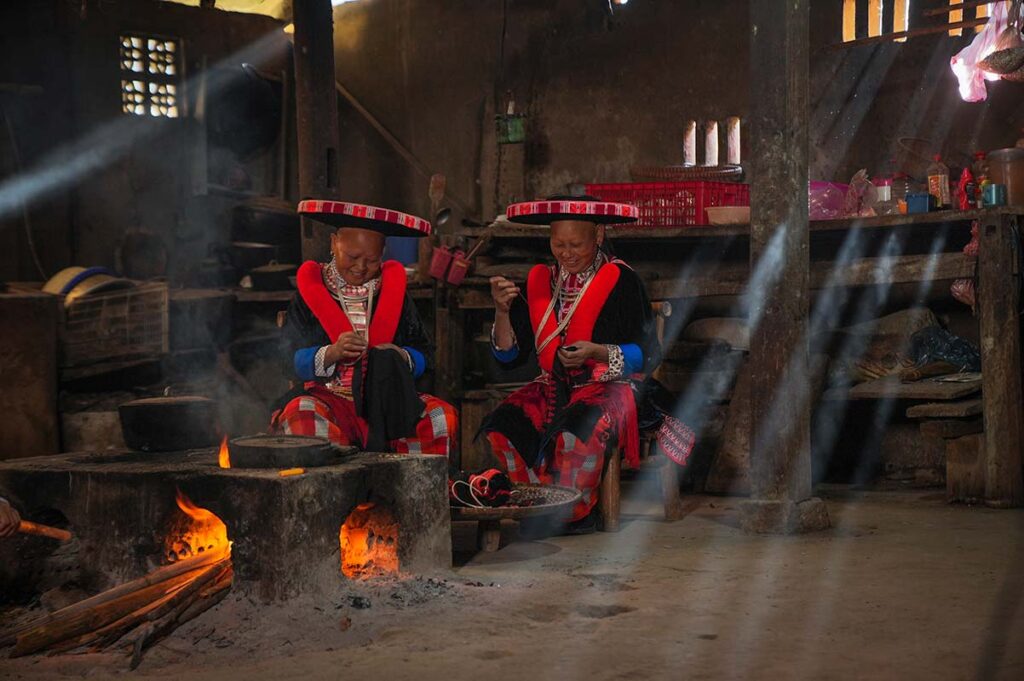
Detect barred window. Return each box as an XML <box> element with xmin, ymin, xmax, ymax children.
<box><xmin>120</xmin><ymin>35</ymin><xmax>180</xmax><ymax>118</ymax></box>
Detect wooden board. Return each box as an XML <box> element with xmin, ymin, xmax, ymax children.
<box><xmin>0</xmin><ymin>291</ymin><xmax>60</xmax><ymax>459</ymax></box>
<box><xmin>919</xmin><ymin>418</ymin><xmax>983</xmax><ymax>440</ymax></box>
<box><xmin>906</xmin><ymin>398</ymin><xmax>983</xmax><ymax>419</ymax></box>
<box><xmin>455</xmin><ymin>253</ymin><xmax>974</xmax><ymax>308</ymax></box>
<box><xmin>830</xmin><ymin>374</ymin><xmax>982</xmax><ymax>401</ymax></box>
<box><xmin>978</xmin><ymin>214</ymin><xmax>1024</xmax><ymax>507</ymax></box>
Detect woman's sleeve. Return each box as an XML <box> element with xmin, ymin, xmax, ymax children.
<box><xmin>611</xmin><ymin>266</ymin><xmax>660</xmax><ymax>375</ymax></box>
<box><xmin>493</xmin><ymin>288</ymin><xmax>536</xmax><ymax>370</ymax></box>
<box><xmin>393</xmin><ymin>293</ymin><xmax>432</xmax><ymax>378</ymax></box>
<box><xmin>281</xmin><ymin>294</ymin><xmax>332</xmax><ymax>382</ymax></box>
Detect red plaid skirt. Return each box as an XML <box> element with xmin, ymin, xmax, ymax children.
<box><xmin>484</xmin><ymin>380</ymin><xmax>638</xmax><ymax>521</ymax></box>
<box><xmin>272</xmin><ymin>384</ymin><xmax>457</xmax><ymax>457</ymax></box>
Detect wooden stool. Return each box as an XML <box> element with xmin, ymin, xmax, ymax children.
<box><xmin>598</xmin><ymin>436</ymin><xmax>684</xmax><ymax>532</ymax></box>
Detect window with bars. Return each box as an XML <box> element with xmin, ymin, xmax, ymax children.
<box><xmin>120</xmin><ymin>34</ymin><xmax>180</xmax><ymax>118</ymax></box>
<box><xmin>841</xmin><ymin>0</ymin><xmax>991</xmax><ymax>44</ymax></box>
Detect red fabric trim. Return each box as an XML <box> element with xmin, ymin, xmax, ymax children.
<box><xmin>564</xmin><ymin>263</ymin><xmax>620</xmax><ymax>349</ymax></box>
<box><xmin>527</xmin><ymin>265</ymin><xmax>558</xmax><ymax>372</ymax></box>
<box><xmin>370</xmin><ymin>261</ymin><xmax>406</xmax><ymax>345</ymax></box>
<box><xmin>526</xmin><ymin>263</ymin><xmax>621</xmax><ymax>372</ymax></box>
<box><xmin>296</xmin><ymin>260</ymin><xmax>407</xmax><ymax>345</ymax></box>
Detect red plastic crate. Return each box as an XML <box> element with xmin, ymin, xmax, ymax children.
<box><xmin>585</xmin><ymin>181</ymin><xmax>750</xmax><ymax>227</ymax></box>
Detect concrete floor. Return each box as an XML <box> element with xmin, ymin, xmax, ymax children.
<box><xmin>3</xmin><ymin>483</ymin><xmax>1023</xmax><ymax>681</ymax></box>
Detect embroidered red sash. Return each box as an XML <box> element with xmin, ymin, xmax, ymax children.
<box><xmin>296</xmin><ymin>260</ymin><xmax>406</xmax><ymax>345</ymax></box>
<box><xmin>527</xmin><ymin>263</ymin><xmax>620</xmax><ymax>372</ymax></box>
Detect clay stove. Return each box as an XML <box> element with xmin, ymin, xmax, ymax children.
<box><xmin>0</xmin><ymin>446</ymin><xmax>451</xmax><ymax>602</ymax></box>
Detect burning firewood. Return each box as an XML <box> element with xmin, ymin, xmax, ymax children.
<box><xmin>2</xmin><ymin>491</ymin><xmax>234</xmax><ymax>663</ymax></box>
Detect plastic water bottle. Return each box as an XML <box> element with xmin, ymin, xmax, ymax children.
<box><xmin>927</xmin><ymin>155</ymin><xmax>951</xmax><ymax>209</ymax></box>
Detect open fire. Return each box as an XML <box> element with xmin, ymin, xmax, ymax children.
<box><xmin>218</xmin><ymin>435</ymin><xmax>231</xmax><ymax>468</ymax></box>
<box><xmin>339</xmin><ymin>502</ymin><xmax>399</xmax><ymax>579</ymax></box>
<box><xmin>166</xmin><ymin>489</ymin><xmax>231</xmax><ymax>563</ymax></box>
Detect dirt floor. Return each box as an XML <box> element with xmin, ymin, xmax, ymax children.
<box><xmin>2</xmin><ymin>480</ymin><xmax>1023</xmax><ymax>681</ymax></box>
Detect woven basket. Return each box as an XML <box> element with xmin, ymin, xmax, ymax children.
<box><xmin>450</xmin><ymin>483</ymin><xmax>581</xmax><ymax>521</ymax></box>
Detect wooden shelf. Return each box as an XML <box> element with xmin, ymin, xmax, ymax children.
<box><xmin>456</xmin><ymin>208</ymin><xmax>1022</xmax><ymax>241</ymax></box>
<box><xmin>454</xmin><ymin>251</ymin><xmax>975</xmax><ymax>308</ymax></box>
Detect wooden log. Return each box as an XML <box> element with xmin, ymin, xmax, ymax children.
<box><xmin>127</xmin><ymin>567</ymin><xmax>233</xmax><ymax>670</ymax></box>
<box><xmin>17</xmin><ymin>521</ymin><xmax>71</xmax><ymax>542</ymax></box>
<box><xmin>47</xmin><ymin>560</ymin><xmax>227</xmax><ymax>655</ymax></box>
<box><xmin>979</xmin><ymin>214</ymin><xmax>1024</xmax><ymax>507</ymax></box>
<box><xmin>11</xmin><ymin>568</ymin><xmax>206</xmax><ymax>657</ymax></box>
<box><xmin>6</xmin><ymin>549</ymin><xmax>228</xmax><ymax>645</ymax></box>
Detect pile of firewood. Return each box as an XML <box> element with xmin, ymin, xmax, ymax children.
<box><xmin>1</xmin><ymin>547</ymin><xmax>232</xmax><ymax>669</ymax></box>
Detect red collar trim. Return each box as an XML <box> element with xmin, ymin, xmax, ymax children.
<box><xmin>296</xmin><ymin>260</ymin><xmax>406</xmax><ymax>345</ymax></box>
<box><xmin>527</xmin><ymin>263</ymin><xmax>621</xmax><ymax>372</ymax></box>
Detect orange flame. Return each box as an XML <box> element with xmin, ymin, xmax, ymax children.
<box><xmin>218</xmin><ymin>436</ymin><xmax>231</xmax><ymax>469</ymax></box>
<box><xmin>166</xmin><ymin>489</ymin><xmax>230</xmax><ymax>562</ymax></box>
<box><xmin>339</xmin><ymin>502</ymin><xmax>399</xmax><ymax>579</ymax></box>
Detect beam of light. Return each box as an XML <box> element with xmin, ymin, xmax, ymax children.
<box><xmin>788</xmin><ymin>227</ymin><xmax>950</xmax><ymax>680</ymax></box>
<box><xmin>810</xmin><ymin>45</ymin><xmax>900</xmax><ymax>182</ymax></box>
<box><xmin>0</xmin><ymin>30</ymin><xmax>287</xmax><ymax>224</ymax></box>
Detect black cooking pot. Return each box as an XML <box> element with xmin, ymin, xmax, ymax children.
<box><xmin>118</xmin><ymin>396</ymin><xmax>220</xmax><ymax>452</ymax></box>
<box><xmin>249</xmin><ymin>262</ymin><xmax>297</xmax><ymax>291</ymax></box>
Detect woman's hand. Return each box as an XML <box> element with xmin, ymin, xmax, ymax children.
<box><xmin>490</xmin><ymin>276</ymin><xmax>520</xmax><ymax>313</ymax></box>
<box><xmin>557</xmin><ymin>341</ymin><xmax>608</xmax><ymax>368</ymax></box>
<box><xmin>0</xmin><ymin>500</ymin><xmax>21</xmax><ymax>538</ymax></box>
<box><xmin>326</xmin><ymin>331</ymin><xmax>368</xmax><ymax>365</ymax></box>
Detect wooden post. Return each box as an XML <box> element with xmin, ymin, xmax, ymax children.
<box><xmin>477</xmin><ymin>520</ymin><xmax>502</xmax><ymax>553</ymax></box>
<box><xmin>740</xmin><ymin>0</ymin><xmax>829</xmax><ymax>534</ymax></box>
<box><xmin>293</xmin><ymin>0</ymin><xmax>341</xmax><ymax>262</ymax></box>
<box><xmin>598</xmin><ymin>450</ymin><xmax>621</xmax><ymax>532</ymax></box>
<box><xmin>978</xmin><ymin>213</ymin><xmax>1024</xmax><ymax>507</ymax></box>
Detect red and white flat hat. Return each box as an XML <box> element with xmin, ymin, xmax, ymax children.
<box><xmin>505</xmin><ymin>196</ymin><xmax>639</xmax><ymax>226</ymax></box>
<box><xmin>298</xmin><ymin>199</ymin><xmax>432</xmax><ymax>238</ymax></box>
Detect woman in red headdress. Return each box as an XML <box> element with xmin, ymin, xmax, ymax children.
<box><xmin>480</xmin><ymin>197</ymin><xmax>694</xmax><ymax>533</ymax></box>
<box><xmin>271</xmin><ymin>201</ymin><xmax>457</xmax><ymax>458</ymax></box>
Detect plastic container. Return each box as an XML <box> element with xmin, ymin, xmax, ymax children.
<box><xmin>983</xmin><ymin>184</ymin><xmax>1008</xmax><ymax>207</ymax></box>
<box><xmin>987</xmin><ymin>148</ymin><xmax>1024</xmax><ymax>207</ymax></box>
<box><xmin>584</xmin><ymin>181</ymin><xmax>749</xmax><ymax>227</ymax></box>
<box><xmin>429</xmin><ymin>245</ymin><xmax>453</xmax><ymax>280</ymax></box>
<box><xmin>385</xmin><ymin>237</ymin><xmax>419</xmax><ymax>265</ymax></box>
<box><xmin>446</xmin><ymin>250</ymin><xmax>471</xmax><ymax>286</ymax></box>
<box><xmin>874</xmin><ymin>179</ymin><xmax>899</xmax><ymax>215</ymax></box>
<box><xmin>927</xmin><ymin>155</ymin><xmax>951</xmax><ymax>209</ymax></box>
<box><xmin>906</xmin><ymin>193</ymin><xmax>934</xmax><ymax>214</ymax></box>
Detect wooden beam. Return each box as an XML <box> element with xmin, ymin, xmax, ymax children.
<box><xmin>979</xmin><ymin>213</ymin><xmax>1024</xmax><ymax>507</ymax></box>
<box><xmin>828</xmin><ymin>18</ymin><xmax>988</xmax><ymax>50</ymax></box>
<box><xmin>293</xmin><ymin>0</ymin><xmax>341</xmax><ymax>262</ymax></box>
<box><xmin>922</xmin><ymin>1</ymin><xmax>997</xmax><ymax>17</ymax></box>
<box><xmin>742</xmin><ymin>0</ymin><xmax>828</xmax><ymax>533</ymax></box>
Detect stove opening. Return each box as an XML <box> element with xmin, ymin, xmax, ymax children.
<box><xmin>165</xmin><ymin>489</ymin><xmax>231</xmax><ymax>563</ymax></box>
<box><xmin>339</xmin><ymin>502</ymin><xmax>398</xmax><ymax>579</ymax></box>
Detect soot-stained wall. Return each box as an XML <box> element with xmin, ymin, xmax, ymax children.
<box><xmin>0</xmin><ymin>0</ymin><xmax>291</xmax><ymax>283</ymax></box>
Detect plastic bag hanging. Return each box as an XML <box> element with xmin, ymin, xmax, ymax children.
<box><xmin>950</xmin><ymin>1</ymin><xmax>1010</xmax><ymax>102</ymax></box>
